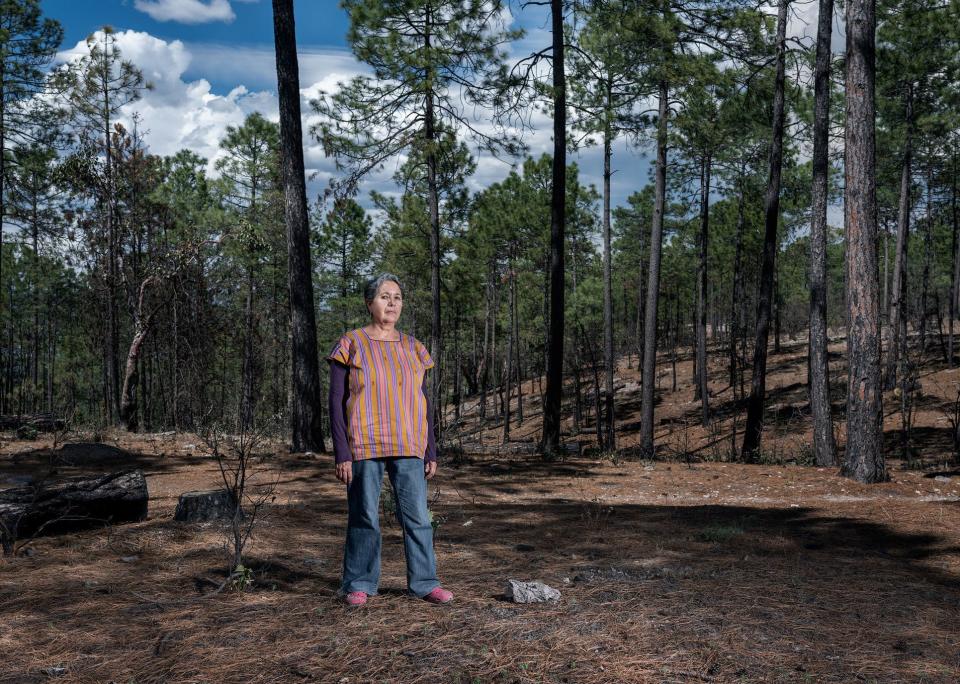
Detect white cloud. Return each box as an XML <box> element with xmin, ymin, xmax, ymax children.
<box><xmin>58</xmin><ymin>31</ymin><xmax>275</xmax><ymax>173</ymax></box>
<box><xmin>184</xmin><ymin>43</ymin><xmax>363</xmax><ymax>92</ymax></box>
<box><xmin>54</xmin><ymin>30</ymin><xmax>376</xmax><ymax>205</ymax></box>
<box><xmin>134</xmin><ymin>0</ymin><xmax>236</xmax><ymax>24</ymax></box>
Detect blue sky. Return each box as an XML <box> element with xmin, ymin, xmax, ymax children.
<box><xmin>35</xmin><ymin>0</ymin><xmax>836</xmax><ymax>225</ymax></box>
<box><xmin>41</xmin><ymin>0</ymin><xmax>352</xmax><ymax>93</ymax></box>
<box><xmin>37</xmin><ymin>0</ymin><xmax>665</xmax><ymax>216</ymax></box>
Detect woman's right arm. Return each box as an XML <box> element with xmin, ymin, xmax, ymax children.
<box><xmin>328</xmin><ymin>362</ymin><xmax>353</xmax><ymax>483</ymax></box>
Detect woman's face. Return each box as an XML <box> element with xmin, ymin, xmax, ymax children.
<box><xmin>367</xmin><ymin>280</ymin><xmax>403</xmax><ymax>326</ymax></box>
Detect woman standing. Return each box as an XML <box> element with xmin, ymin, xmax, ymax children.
<box><xmin>327</xmin><ymin>274</ymin><xmax>453</xmax><ymax>606</ymax></box>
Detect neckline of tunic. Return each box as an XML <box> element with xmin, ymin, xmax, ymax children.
<box><xmin>361</xmin><ymin>328</ymin><xmax>402</xmax><ymax>343</ymax></box>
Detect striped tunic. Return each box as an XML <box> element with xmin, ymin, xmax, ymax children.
<box><xmin>327</xmin><ymin>329</ymin><xmax>434</xmax><ymax>461</ymax></box>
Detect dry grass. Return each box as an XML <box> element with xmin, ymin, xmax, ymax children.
<box><xmin>2</xmin><ymin>336</ymin><xmax>960</xmax><ymax>683</ymax></box>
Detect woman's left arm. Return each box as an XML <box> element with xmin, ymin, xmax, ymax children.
<box><xmin>422</xmin><ymin>377</ymin><xmax>437</xmax><ymax>479</ymax></box>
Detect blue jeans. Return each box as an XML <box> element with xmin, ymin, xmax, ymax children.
<box><xmin>341</xmin><ymin>457</ymin><xmax>440</xmax><ymax>597</ymax></box>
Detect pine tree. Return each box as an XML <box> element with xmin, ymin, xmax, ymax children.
<box><xmin>312</xmin><ymin>0</ymin><xmax>521</xmax><ymax>424</ymax></box>
<box><xmin>741</xmin><ymin>0</ymin><xmax>791</xmax><ymax>462</ymax></box>
<box><xmin>62</xmin><ymin>27</ymin><xmax>145</xmax><ymax>424</ymax></box>
<box><xmin>567</xmin><ymin>0</ymin><xmax>650</xmax><ymax>451</ymax></box>
<box><xmin>216</xmin><ymin>113</ymin><xmax>282</xmax><ymax>432</ymax></box>
<box><xmin>0</xmin><ymin>0</ymin><xmax>62</xmax><ymax>413</ymax></box>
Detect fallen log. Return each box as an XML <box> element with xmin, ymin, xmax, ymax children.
<box><xmin>0</xmin><ymin>413</ymin><xmax>66</xmax><ymax>432</ymax></box>
<box><xmin>0</xmin><ymin>470</ymin><xmax>148</xmax><ymax>543</ymax></box>
<box><xmin>448</xmin><ymin>442</ymin><xmax>581</xmax><ymax>456</ymax></box>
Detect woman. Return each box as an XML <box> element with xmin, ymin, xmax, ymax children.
<box><xmin>327</xmin><ymin>273</ymin><xmax>453</xmax><ymax>607</ymax></box>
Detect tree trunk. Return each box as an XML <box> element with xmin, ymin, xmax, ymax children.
<box><xmin>640</xmin><ymin>79</ymin><xmax>669</xmax><ymax>457</ymax></box>
<box><xmin>602</xmin><ymin>106</ymin><xmax>616</xmax><ymax>451</ymax></box>
<box><xmin>919</xmin><ymin>168</ymin><xmax>933</xmax><ymax>354</ymax></box>
<box><xmin>741</xmin><ymin>0</ymin><xmax>789</xmax><ymax>462</ymax></box>
<box><xmin>240</xmin><ymin>267</ymin><xmax>258</xmax><ymax>432</ymax></box>
<box><xmin>0</xmin><ymin>72</ymin><xmax>6</xmax><ymax>415</ymax></box>
<box><xmin>842</xmin><ymin>0</ymin><xmax>884</xmax><ymax>483</ymax></box>
<box><xmin>423</xmin><ymin>4</ymin><xmax>443</xmax><ymax>438</ymax></box>
<box><xmin>695</xmin><ymin>153</ymin><xmax>711</xmax><ymax>426</ymax></box>
<box><xmin>119</xmin><ymin>318</ymin><xmax>151</xmax><ymax>432</ymax></box>
<box><xmin>730</xmin><ymin>181</ymin><xmax>746</xmax><ymax>397</ymax></box>
<box><xmin>453</xmin><ymin>311</ymin><xmax>462</xmax><ymax>422</ymax></box>
<box><xmin>504</xmin><ymin>262</ymin><xmax>515</xmax><ymax>442</ymax></box>
<box><xmin>884</xmin><ymin>88</ymin><xmax>913</xmax><ymax>390</ymax></box>
<box><xmin>774</xmin><ymin>267</ymin><xmax>782</xmax><ymax>354</ymax></box>
<box><xmin>480</xmin><ymin>275</ymin><xmax>491</xmax><ymax>420</ymax></box>
<box><xmin>672</xmin><ymin>292</ymin><xmax>679</xmax><ymax>392</ymax></box>
<box><xmin>31</xmin><ymin>196</ymin><xmax>40</xmax><ymax>414</ymax></box>
<box><xmin>273</xmin><ymin>0</ymin><xmax>325</xmax><ymax>452</ymax></box>
<box><xmin>950</xmin><ymin>158</ymin><xmax>959</xmax><ymax>367</ymax></box>
<box><xmin>102</xmin><ymin>66</ymin><xmax>120</xmax><ymax>425</ymax></box>
<box><xmin>542</xmin><ymin>0</ymin><xmax>566</xmax><ymax>456</ymax></box>
<box><xmin>808</xmin><ymin>0</ymin><xmax>837</xmax><ymax>467</ymax></box>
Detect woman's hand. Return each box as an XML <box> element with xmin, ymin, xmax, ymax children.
<box><xmin>336</xmin><ymin>461</ymin><xmax>353</xmax><ymax>485</ymax></box>
<box><xmin>424</xmin><ymin>460</ymin><xmax>437</xmax><ymax>480</ymax></box>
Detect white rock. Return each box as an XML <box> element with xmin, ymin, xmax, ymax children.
<box><xmin>505</xmin><ymin>579</ymin><xmax>561</xmax><ymax>603</ymax></box>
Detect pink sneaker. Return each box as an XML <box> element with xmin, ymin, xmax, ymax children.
<box><xmin>423</xmin><ymin>587</ymin><xmax>454</xmax><ymax>604</ymax></box>
<box><xmin>344</xmin><ymin>591</ymin><xmax>368</xmax><ymax>606</ymax></box>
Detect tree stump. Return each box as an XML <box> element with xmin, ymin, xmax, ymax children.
<box><xmin>174</xmin><ymin>490</ymin><xmax>236</xmax><ymax>522</ymax></box>
<box><xmin>0</xmin><ymin>470</ymin><xmax>148</xmax><ymax>542</ymax></box>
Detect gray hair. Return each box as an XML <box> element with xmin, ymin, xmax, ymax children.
<box><xmin>364</xmin><ymin>273</ymin><xmax>403</xmax><ymax>303</ymax></box>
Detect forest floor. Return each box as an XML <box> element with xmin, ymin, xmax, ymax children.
<box><xmin>2</xmin><ymin>335</ymin><xmax>960</xmax><ymax>683</ymax></box>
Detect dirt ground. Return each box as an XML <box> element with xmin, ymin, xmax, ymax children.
<box><xmin>2</xmin><ymin>338</ymin><xmax>960</xmax><ymax>684</ymax></box>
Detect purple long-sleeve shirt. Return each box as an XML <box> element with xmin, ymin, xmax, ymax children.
<box><xmin>328</xmin><ymin>361</ymin><xmax>436</xmax><ymax>465</ymax></box>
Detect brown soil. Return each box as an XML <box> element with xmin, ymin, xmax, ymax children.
<box><xmin>2</xmin><ymin>338</ymin><xmax>959</xmax><ymax>683</ymax></box>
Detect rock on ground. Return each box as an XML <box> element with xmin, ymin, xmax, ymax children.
<box><xmin>505</xmin><ymin>579</ymin><xmax>561</xmax><ymax>603</ymax></box>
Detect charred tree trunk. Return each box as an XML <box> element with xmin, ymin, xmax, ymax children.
<box><xmin>741</xmin><ymin>0</ymin><xmax>789</xmax><ymax>462</ymax></box>
<box><xmin>808</xmin><ymin>0</ymin><xmax>838</xmax><ymax>466</ymax></box>
<box><xmin>602</xmin><ymin>105</ymin><xmax>616</xmax><ymax>451</ymax></box>
<box><xmin>504</xmin><ymin>261</ymin><xmax>515</xmax><ymax>442</ymax></box>
<box><xmin>273</xmin><ymin>0</ymin><xmax>325</xmax><ymax>452</ymax></box>
<box><xmin>542</xmin><ymin>0</ymin><xmax>566</xmax><ymax>457</ymax></box>
<box><xmin>240</xmin><ymin>266</ymin><xmax>258</xmax><ymax>432</ymax></box>
<box><xmin>842</xmin><ymin>0</ymin><xmax>884</xmax><ymax>483</ymax></box>
<box><xmin>950</xmin><ymin>159</ymin><xmax>959</xmax><ymax>367</ymax></box>
<box><xmin>514</xmin><ymin>277</ymin><xmax>524</xmax><ymax>424</ymax></box>
<box><xmin>640</xmin><ymin>79</ymin><xmax>669</xmax><ymax>457</ymax></box>
<box><xmin>730</xmin><ymin>181</ymin><xmax>746</xmax><ymax>397</ymax></box>
<box><xmin>884</xmin><ymin>88</ymin><xmax>913</xmax><ymax>390</ymax></box>
<box><xmin>919</xmin><ymin>169</ymin><xmax>934</xmax><ymax>354</ymax></box>
<box><xmin>424</xmin><ymin>5</ymin><xmax>443</xmax><ymax>436</ymax></box>
<box><xmin>695</xmin><ymin>153</ymin><xmax>711</xmax><ymax>426</ymax></box>
<box><xmin>454</xmin><ymin>311</ymin><xmax>462</xmax><ymax>422</ymax></box>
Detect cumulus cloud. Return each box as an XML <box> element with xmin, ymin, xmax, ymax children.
<box><xmin>185</xmin><ymin>43</ymin><xmax>362</xmax><ymax>93</ymax></box>
<box><xmin>134</xmin><ymin>0</ymin><xmax>236</xmax><ymax>24</ymax></box>
<box><xmin>54</xmin><ymin>30</ymin><xmax>380</xmax><ymax>204</ymax></box>
<box><xmin>58</xmin><ymin>31</ymin><xmax>277</xmax><ymax>172</ymax></box>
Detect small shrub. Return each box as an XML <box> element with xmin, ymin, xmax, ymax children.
<box><xmin>228</xmin><ymin>563</ymin><xmax>254</xmax><ymax>591</ymax></box>
<box><xmin>428</xmin><ymin>508</ymin><xmax>443</xmax><ymax>533</ymax></box>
